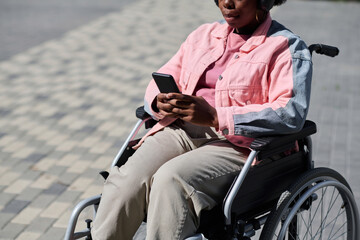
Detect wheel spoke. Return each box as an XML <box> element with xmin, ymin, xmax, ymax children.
<box><xmin>311</xmin><ymin>208</ymin><xmax>346</xmax><ymax>239</ymax></box>
<box><xmin>313</xmin><ymin>187</ymin><xmax>341</xmax><ymax>239</ymax></box>
<box><xmin>328</xmin><ymin>221</ymin><xmax>347</xmax><ymax>240</ymax></box>
<box><xmin>327</xmin><ymin>202</ymin><xmax>345</xmax><ymax>239</ymax></box>
<box><xmin>261</xmin><ymin>169</ymin><xmax>356</xmax><ymax>240</ymax></box>
<box><xmin>310</xmin><ymin>186</ymin><xmax>328</xmax><ymax>238</ymax></box>
<box><xmin>299</xmin><ymin>209</ymin><xmax>311</xmax><ymax>237</ymax></box>
<box><xmin>329</xmin><ymin>225</ymin><xmax>347</xmax><ymax>240</ymax></box>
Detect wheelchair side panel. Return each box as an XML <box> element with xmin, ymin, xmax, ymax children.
<box><xmin>229</xmin><ymin>151</ymin><xmax>308</xmax><ymax>219</ymax></box>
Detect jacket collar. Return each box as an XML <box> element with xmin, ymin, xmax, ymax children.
<box><xmin>211</xmin><ymin>14</ymin><xmax>273</xmax><ymax>53</ymax></box>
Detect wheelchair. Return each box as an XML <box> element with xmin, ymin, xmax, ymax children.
<box><xmin>64</xmin><ymin>43</ymin><xmax>359</xmax><ymax>240</ymax></box>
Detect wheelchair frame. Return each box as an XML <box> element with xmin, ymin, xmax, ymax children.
<box><xmin>64</xmin><ymin>44</ymin><xmax>359</xmax><ymax>240</ymax></box>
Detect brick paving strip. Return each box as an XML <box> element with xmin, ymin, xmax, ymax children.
<box><xmin>0</xmin><ymin>0</ymin><xmax>359</xmax><ymax>239</ymax></box>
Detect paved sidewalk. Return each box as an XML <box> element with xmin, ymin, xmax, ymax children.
<box><xmin>0</xmin><ymin>0</ymin><xmax>138</xmax><ymax>62</ymax></box>
<box><xmin>0</xmin><ymin>0</ymin><xmax>359</xmax><ymax>239</ymax></box>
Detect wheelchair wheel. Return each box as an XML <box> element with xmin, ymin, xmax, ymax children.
<box><xmin>260</xmin><ymin>167</ymin><xmax>359</xmax><ymax>240</ymax></box>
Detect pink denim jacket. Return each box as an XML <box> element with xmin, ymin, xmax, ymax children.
<box><xmin>139</xmin><ymin>15</ymin><xmax>312</xmax><ymax>149</ymax></box>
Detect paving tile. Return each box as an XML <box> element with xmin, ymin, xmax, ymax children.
<box><xmin>79</xmin><ymin>168</ymin><xmax>103</xmax><ymax>180</ymax></box>
<box><xmin>68</xmin><ymin>177</ymin><xmax>93</xmax><ymax>192</ymax></box>
<box><xmin>80</xmin><ymin>185</ymin><xmax>102</xmax><ymax>200</ymax></box>
<box><xmin>20</xmin><ymin>170</ymin><xmax>42</xmax><ymax>182</ymax></box>
<box><xmin>11</xmin><ymin>147</ymin><xmax>37</xmax><ymax>159</ymax></box>
<box><xmin>55</xmin><ymin>140</ymin><xmax>78</xmax><ymax>152</ymax></box>
<box><xmin>30</xmin><ymin>157</ymin><xmax>57</xmax><ymax>172</ymax></box>
<box><xmin>0</xmin><ymin>213</ymin><xmax>16</xmax><ymax>230</ymax></box>
<box><xmin>11</xmin><ymin>207</ymin><xmax>42</xmax><ymax>225</ymax></box>
<box><xmin>56</xmin><ymin>190</ymin><xmax>82</xmax><ymax>204</ymax></box>
<box><xmin>23</xmin><ymin>153</ymin><xmax>47</xmax><ymax>163</ymax></box>
<box><xmin>0</xmin><ymin>223</ymin><xmax>26</xmax><ymax>239</ymax></box>
<box><xmin>0</xmin><ymin>193</ymin><xmax>16</xmax><ymax>208</ymax></box>
<box><xmin>88</xmin><ymin>142</ymin><xmax>112</xmax><ymax>154</ymax></box>
<box><xmin>37</xmin><ymin>227</ymin><xmax>65</xmax><ymax>240</ymax></box>
<box><xmin>42</xmin><ymin>182</ymin><xmax>68</xmax><ymax>196</ymax></box>
<box><xmin>0</xmin><ymin>152</ymin><xmax>12</xmax><ymax>165</ymax></box>
<box><xmin>3</xmin><ymin>179</ymin><xmax>31</xmax><ymax>195</ymax></box>
<box><xmin>89</xmin><ymin>156</ymin><xmax>113</xmax><ymax>170</ymax></box>
<box><xmin>67</xmin><ymin>146</ymin><xmax>88</xmax><ymax>155</ymax></box>
<box><xmin>56</xmin><ymin>153</ymin><xmax>80</xmax><ymax>167</ymax></box>
<box><xmin>0</xmin><ymin>135</ymin><xmax>17</xmax><ymax>147</ymax></box>
<box><xmin>15</xmin><ymin>231</ymin><xmax>41</xmax><ymax>240</ymax></box>
<box><xmin>66</xmin><ymin>160</ymin><xmax>91</xmax><ymax>174</ymax></box>
<box><xmin>28</xmin><ymin>194</ymin><xmax>56</xmax><ymax>209</ymax></box>
<box><xmin>11</xmin><ymin>161</ymin><xmax>34</xmax><ymax>173</ymax></box>
<box><xmin>57</xmin><ymin>172</ymin><xmax>79</xmax><ymax>186</ymax></box>
<box><xmin>2</xmin><ymin>141</ymin><xmax>27</xmax><ymax>153</ymax></box>
<box><xmin>53</xmin><ymin>210</ymin><xmax>72</xmax><ymax>229</ymax></box>
<box><xmin>78</xmin><ymin>152</ymin><xmax>102</xmax><ymax>162</ymax></box>
<box><xmin>15</xmin><ymin>188</ymin><xmax>43</xmax><ymax>202</ymax></box>
<box><xmin>30</xmin><ymin>174</ymin><xmax>58</xmax><ymax>190</ymax></box>
<box><xmin>24</xmin><ymin>217</ymin><xmax>55</xmax><ymax>234</ymax></box>
<box><xmin>40</xmin><ymin>202</ymin><xmax>71</xmax><ymax>219</ymax></box>
<box><xmin>46</xmin><ymin>165</ymin><xmax>67</xmax><ymax>177</ymax></box>
<box><xmin>0</xmin><ymin>172</ymin><xmax>20</xmax><ymax>186</ymax></box>
<box><xmin>2</xmin><ymin>200</ymin><xmax>30</xmax><ymax>214</ymax></box>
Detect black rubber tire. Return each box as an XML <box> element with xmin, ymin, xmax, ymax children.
<box><xmin>260</xmin><ymin>167</ymin><xmax>357</xmax><ymax>240</ymax></box>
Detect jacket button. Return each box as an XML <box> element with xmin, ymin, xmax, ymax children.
<box><xmin>234</xmin><ymin>54</ymin><xmax>239</xmax><ymax>59</ymax></box>
<box><xmin>218</xmin><ymin>75</ymin><xmax>223</xmax><ymax>80</ymax></box>
<box><xmin>222</xmin><ymin>128</ymin><xmax>229</xmax><ymax>135</ymax></box>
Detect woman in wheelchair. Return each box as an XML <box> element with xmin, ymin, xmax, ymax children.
<box><xmin>91</xmin><ymin>0</ymin><xmax>313</xmax><ymax>239</ymax></box>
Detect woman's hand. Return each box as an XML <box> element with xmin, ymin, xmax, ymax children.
<box><xmin>156</xmin><ymin>93</ymin><xmax>219</xmax><ymax>128</ymax></box>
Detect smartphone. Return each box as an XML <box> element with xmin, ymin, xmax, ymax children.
<box><xmin>152</xmin><ymin>72</ymin><xmax>180</xmax><ymax>93</ymax></box>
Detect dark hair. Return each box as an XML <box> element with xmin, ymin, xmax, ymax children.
<box><xmin>274</xmin><ymin>0</ymin><xmax>287</xmax><ymax>6</ymax></box>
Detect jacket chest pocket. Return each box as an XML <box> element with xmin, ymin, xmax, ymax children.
<box><xmin>224</xmin><ymin>86</ymin><xmax>267</xmax><ymax>107</ymax></box>
<box><xmin>223</xmin><ymin>61</ymin><xmax>268</xmax><ymax>106</ymax></box>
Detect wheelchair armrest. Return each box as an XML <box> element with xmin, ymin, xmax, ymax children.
<box><xmin>136</xmin><ymin>106</ymin><xmax>158</xmax><ymax>129</ymax></box>
<box><xmin>250</xmin><ymin>120</ymin><xmax>317</xmax><ymax>152</ymax></box>
<box><xmin>136</xmin><ymin>106</ymin><xmax>150</xmax><ymax>120</ymax></box>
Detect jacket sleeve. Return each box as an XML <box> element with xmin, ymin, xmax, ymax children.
<box><xmin>216</xmin><ymin>42</ymin><xmax>313</xmax><ymax>138</ymax></box>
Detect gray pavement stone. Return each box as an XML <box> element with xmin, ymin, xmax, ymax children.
<box><xmin>37</xmin><ymin>227</ymin><xmax>65</xmax><ymax>240</ymax></box>
<box><xmin>0</xmin><ymin>223</ymin><xmax>26</xmax><ymax>239</ymax></box>
<box><xmin>56</xmin><ymin>191</ymin><xmax>82</xmax><ymax>204</ymax></box>
<box><xmin>42</xmin><ymin>182</ymin><xmax>68</xmax><ymax>196</ymax></box>
<box><xmin>0</xmin><ymin>213</ymin><xmax>15</xmax><ymax>230</ymax></box>
<box><xmin>24</xmin><ymin>217</ymin><xmax>56</xmax><ymax>235</ymax></box>
<box><xmin>0</xmin><ymin>193</ymin><xmax>16</xmax><ymax>208</ymax></box>
<box><xmin>57</xmin><ymin>172</ymin><xmax>79</xmax><ymax>187</ymax></box>
<box><xmin>15</xmin><ymin>188</ymin><xmax>43</xmax><ymax>202</ymax></box>
<box><xmin>10</xmin><ymin>162</ymin><xmax>34</xmax><ymax>174</ymax></box>
<box><xmin>19</xmin><ymin>171</ymin><xmax>42</xmax><ymax>182</ymax></box>
<box><xmin>46</xmin><ymin>165</ymin><xmax>67</xmax><ymax>177</ymax></box>
<box><xmin>28</xmin><ymin>194</ymin><xmax>57</xmax><ymax>209</ymax></box>
<box><xmin>2</xmin><ymin>200</ymin><xmax>30</xmax><ymax>215</ymax></box>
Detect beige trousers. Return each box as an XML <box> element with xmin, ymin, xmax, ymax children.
<box><xmin>91</xmin><ymin>121</ymin><xmax>249</xmax><ymax>240</ymax></box>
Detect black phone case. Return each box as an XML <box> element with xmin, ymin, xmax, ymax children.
<box><xmin>152</xmin><ymin>72</ymin><xmax>180</xmax><ymax>93</ymax></box>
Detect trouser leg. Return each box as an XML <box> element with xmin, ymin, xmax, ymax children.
<box><xmin>146</xmin><ymin>141</ymin><xmax>249</xmax><ymax>240</ymax></box>
<box><xmin>91</xmin><ymin>126</ymin><xmax>194</xmax><ymax>240</ymax></box>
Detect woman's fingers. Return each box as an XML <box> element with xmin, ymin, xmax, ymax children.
<box><xmin>156</xmin><ymin>95</ymin><xmax>179</xmax><ymax>118</ymax></box>
<box><xmin>155</xmin><ymin>93</ymin><xmax>218</xmax><ymax>127</ymax></box>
